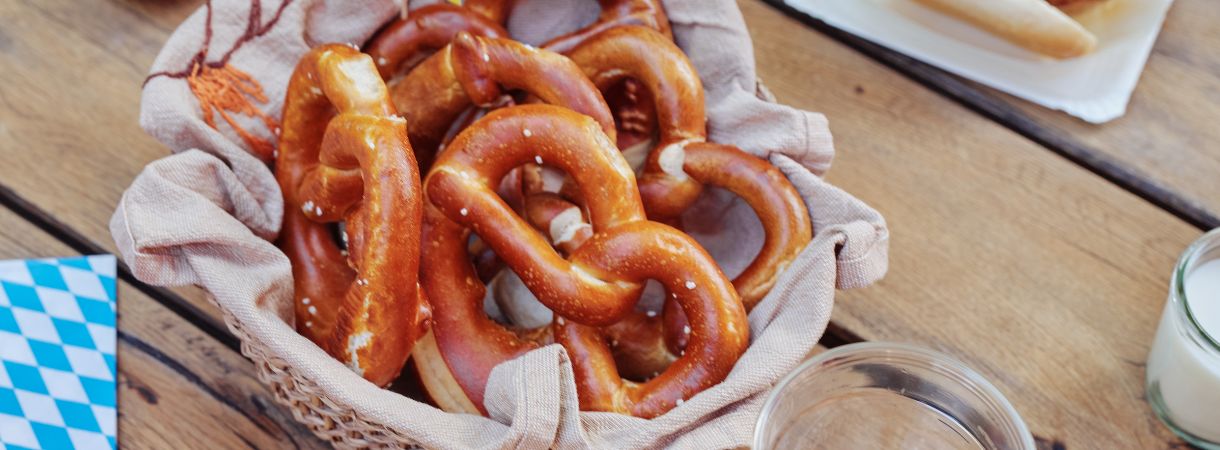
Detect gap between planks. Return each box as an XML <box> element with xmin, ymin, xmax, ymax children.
<box><xmin>757</xmin><ymin>0</ymin><xmax>1220</xmax><ymax>232</ymax></box>
<box><xmin>0</xmin><ymin>183</ymin><xmax>241</xmax><ymax>352</ymax></box>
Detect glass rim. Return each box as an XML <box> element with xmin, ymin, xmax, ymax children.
<box><xmin>754</xmin><ymin>341</ymin><xmax>1034</xmax><ymax>450</ymax></box>
<box><xmin>1174</xmin><ymin>228</ymin><xmax>1220</xmax><ymax>351</ymax></box>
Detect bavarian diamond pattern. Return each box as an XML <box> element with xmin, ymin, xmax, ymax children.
<box><xmin>0</xmin><ymin>256</ymin><xmax>116</xmax><ymax>450</ymax></box>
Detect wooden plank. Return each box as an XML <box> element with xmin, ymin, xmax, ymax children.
<box><xmin>0</xmin><ymin>0</ymin><xmax>1202</xmax><ymax>446</ymax></box>
<box><xmin>0</xmin><ymin>207</ymin><xmax>326</xmax><ymax>448</ymax></box>
<box><xmin>0</xmin><ymin>0</ymin><xmax>226</xmax><ymax>333</ymax></box>
<box><xmin>739</xmin><ymin>0</ymin><xmax>1193</xmax><ymax>447</ymax></box>
<box><xmin>997</xmin><ymin>0</ymin><xmax>1220</xmax><ymax>226</ymax></box>
<box><xmin>758</xmin><ymin>0</ymin><xmax>1220</xmax><ymax>229</ymax></box>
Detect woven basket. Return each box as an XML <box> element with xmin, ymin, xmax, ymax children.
<box><xmin>115</xmin><ymin>0</ymin><xmax>890</xmax><ymax>448</ymax></box>
<box><xmin>229</xmin><ymin>81</ymin><xmax>778</xmax><ymax>449</ymax></box>
<box><xmin>219</xmin><ymin>295</ymin><xmax>422</xmax><ymax>448</ymax></box>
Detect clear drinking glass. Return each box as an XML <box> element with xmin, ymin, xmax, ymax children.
<box><xmin>1145</xmin><ymin>229</ymin><xmax>1220</xmax><ymax>449</ymax></box>
<box><xmin>754</xmin><ymin>342</ymin><xmax>1034</xmax><ymax>450</ymax></box>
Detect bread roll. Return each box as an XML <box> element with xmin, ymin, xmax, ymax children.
<box><xmin>911</xmin><ymin>0</ymin><xmax>1098</xmax><ymax>59</ymax></box>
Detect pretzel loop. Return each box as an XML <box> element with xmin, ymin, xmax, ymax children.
<box><xmin>420</xmin><ymin>104</ymin><xmax>746</xmax><ymax>417</ymax></box>
<box><xmin>462</xmin><ymin>0</ymin><xmax>517</xmax><ymax>24</ymax></box>
<box><xmin>543</xmin><ymin>0</ymin><xmax>673</xmax><ymax>54</ymax></box>
<box><xmin>276</xmin><ymin>45</ymin><xmax>429</xmax><ymax>387</ymax></box>
<box><xmin>506</xmin><ymin>27</ymin><xmax>815</xmax><ymax>383</ymax></box>
<box><xmin>555</xmin><ymin>224</ymin><xmax>751</xmax><ymax>417</ymax></box>
<box><xmin>427</xmin><ymin>104</ymin><xmax>642</xmax><ymax>325</ymax></box>
<box><xmin>568</xmin><ymin>25</ymin><xmax>706</xmax><ymax>217</ymax></box>
<box><xmin>569</xmin><ymin>26</ymin><xmax>813</xmax><ymax>308</ymax></box>
<box><xmin>365</xmin><ymin>4</ymin><xmax>507</xmax><ymax>80</ymax></box>
<box><xmin>415</xmin><ymin>205</ymin><xmax>533</xmax><ymax>414</ymax></box>
<box><xmin>392</xmin><ymin>33</ymin><xmax>615</xmax><ymax>167</ymax></box>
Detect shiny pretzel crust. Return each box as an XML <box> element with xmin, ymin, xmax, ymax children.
<box><xmin>276</xmin><ymin>45</ymin><xmax>429</xmax><ymax>387</ymax></box>
<box><xmin>421</xmin><ymin>105</ymin><xmax>747</xmax><ymax>417</ymax></box>
<box><xmin>391</xmin><ymin>32</ymin><xmax>616</xmax><ymax>168</ymax></box>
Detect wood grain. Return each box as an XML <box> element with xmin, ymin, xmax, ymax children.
<box><xmin>0</xmin><ymin>207</ymin><xmax>325</xmax><ymax>448</ymax></box>
<box><xmin>0</xmin><ymin>0</ymin><xmax>1206</xmax><ymax>446</ymax></box>
<box><xmin>999</xmin><ymin>0</ymin><xmax>1220</xmax><ymax>226</ymax></box>
<box><xmin>740</xmin><ymin>0</ymin><xmax>1192</xmax><ymax>447</ymax></box>
<box><xmin>761</xmin><ymin>0</ymin><xmax>1220</xmax><ymax>230</ymax></box>
<box><xmin>0</xmin><ymin>0</ymin><xmax>226</xmax><ymax>333</ymax></box>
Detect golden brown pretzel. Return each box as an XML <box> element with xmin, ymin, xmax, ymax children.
<box><xmin>552</xmin><ymin>219</ymin><xmax>748</xmax><ymax>418</ymax></box>
<box><xmin>521</xmin><ymin>206</ymin><xmax>676</xmax><ymax>381</ymax></box>
<box><xmin>391</xmin><ymin>32</ymin><xmax>615</xmax><ymax>169</ymax></box>
<box><xmin>461</xmin><ymin>0</ymin><xmax>671</xmax><ymax>151</ymax></box>
<box><xmin>543</xmin><ymin>0</ymin><xmax>673</xmax><ymax>53</ymax></box>
<box><xmin>510</xmin><ymin>27</ymin><xmax>813</xmax><ymax>381</ymax></box>
<box><xmin>413</xmin><ymin>205</ymin><xmax>535</xmax><ymax>414</ymax></box>
<box><xmin>365</xmin><ymin>3</ymin><xmax>507</xmax><ymax>80</ymax></box>
<box><xmin>427</xmin><ymin>105</ymin><xmax>642</xmax><ymax>325</ymax></box>
<box><xmin>275</xmin><ymin>44</ymin><xmax>429</xmax><ymax>387</ymax></box>
<box><xmin>418</xmin><ymin>104</ymin><xmax>747</xmax><ymax>417</ymax></box>
<box><xmin>568</xmin><ymin>26</ymin><xmax>705</xmax><ymax>215</ymax></box>
<box><xmin>569</xmin><ymin>25</ymin><xmax>812</xmax><ymax>309</ymax></box>
<box><xmin>462</xmin><ymin>0</ymin><xmax>517</xmax><ymax>24</ymax></box>
<box><xmin>520</xmin><ymin>140</ymin><xmax>812</xmax><ymax>379</ymax></box>
<box><xmin>390</xmin><ymin>30</ymin><xmax>616</xmax><ymax>289</ymax></box>
<box><xmin>552</xmin><ymin>0</ymin><xmax>673</xmax><ymax>156</ymax></box>
<box><xmin>669</xmin><ymin>142</ymin><xmax>813</xmax><ymax>305</ymax></box>
<box><xmin>463</xmin><ymin>0</ymin><xmax>670</xmax><ymax>40</ymax></box>
<box><xmin>634</xmin><ymin>141</ymin><xmax>817</xmax><ymax>369</ymax></box>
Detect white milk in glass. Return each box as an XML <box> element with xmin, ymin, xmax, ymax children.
<box><xmin>1147</xmin><ymin>257</ymin><xmax>1220</xmax><ymax>445</ymax></box>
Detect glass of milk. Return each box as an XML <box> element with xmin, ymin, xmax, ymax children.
<box><xmin>754</xmin><ymin>342</ymin><xmax>1034</xmax><ymax>450</ymax></box>
<box><xmin>1147</xmin><ymin>229</ymin><xmax>1220</xmax><ymax>448</ymax></box>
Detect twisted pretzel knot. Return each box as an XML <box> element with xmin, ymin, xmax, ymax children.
<box><xmin>390</xmin><ymin>32</ymin><xmax>616</xmax><ymax>169</ymax></box>
<box><xmin>568</xmin><ymin>25</ymin><xmax>813</xmax><ymax>309</ymax></box>
<box><xmin>276</xmin><ymin>44</ymin><xmax>429</xmax><ymax>387</ymax></box>
<box><xmin>384</xmin><ymin>29</ymin><xmax>618</xmax><ymax>286</ymax></box>
<box><xmin>365</xmin><ymin>3</ymin><xmax>507</xmax><ymax>81</ymax></box>
<box><xmin>418</xmin><ymin>104</ymin><xmax>747</xmax><ymax>417</ymax></box>
<box><xmin>458</xmin><ymin>0</ymin><xmax>670</xmax><ymax>150</ymax></box>
<box><xmin>548</xmin><ymin>0</ymin><xmax>673</xmax><ymax>53</ymax></box>
<box><xmin>463</xmin><ymin>0</ymin><xmax>671</xmax><ymax>52</ymax></box>
<box><xmin>504</xmin><ymin>26</ymin><xmax>815</xmax><ymax>382</ymax></box>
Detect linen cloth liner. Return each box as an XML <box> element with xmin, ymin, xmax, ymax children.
<box><xmin>110</xmin><ymin>0</ymin><xmax>890</xmax><ymax>448</ymax></box>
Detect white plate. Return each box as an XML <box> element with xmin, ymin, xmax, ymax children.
<box><xmin>782</xmin><ymin>0</ymin><xmax>1174</xmax><ymax>123</ymax></box>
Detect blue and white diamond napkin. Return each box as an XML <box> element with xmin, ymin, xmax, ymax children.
<box><xmin>0</xmin><ymin>256</ymin><xmax>117</xmax><ymax>450</ymax></box>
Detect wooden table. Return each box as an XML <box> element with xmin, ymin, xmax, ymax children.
<box><xmin>0</xmin><ymin>0</ymin><xmax>1212</xmax><ymax>447</ymax></box>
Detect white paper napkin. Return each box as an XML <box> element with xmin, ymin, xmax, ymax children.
<box><xmin>782</xmin><ymin>0</ymin><xmax>1174</xmax><ymax>123</ymax></box>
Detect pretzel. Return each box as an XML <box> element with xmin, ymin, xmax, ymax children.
<box><xmin>390</xmin><ymin>30</ymin><xmax>615</xmax><ymax>286</ymax></box>
<box><xmin>276</xmin><ymin>44</ymin><xmax>429</xmax><ymax>387</ymax></box>
<box><xmin>390</xmin><ymin>32</ymin><xmax>615</xmax><ymax>169</ymax></box>
<box><xmin>518</xmin><ymin>207</ymin><xmax>679</xmax><ymax>381</ymax></box>
<box><xmin>569</xmin><ymin>26</ymin><xmax>812</xmax><ymax>309</ymax></box>
<box><xmin>500</xmin><ymin>27</ymin><xmax>813</xmax><ymax>381</ymax></box>
<box><xmin>546</xmin><ymin>0</ymin><xmax>673</xmax><ymax>148</ymax></box>
<box><xmin>365</xmin><ymin>4</ymin><xmax>507</xmax><ymax>80</ymax></box>
<box><xmin>623</xmin><ymin>140</ymin><xmax>818</xmax><ymax>373</ymax></box>
<box><xmin>462</xmin><ymin>0</ymin><xmax>672</xmax><ymax>53</ymax></box>
<box><xmin>417</xmin><ymin>104</ymin><xmax>747</xmax><ymax>417</ymax></box>
<box><xmin>461</xmin><ymin>0</ymin><xmax>516</xmax><ymax>25</ymax></box>
<box><xmin>552</xmin><ymin>1</ymin><xmax>672</xmax><ymax>53</ymax></box>
<box><xmin>496</xmin><ymin>26</ymin><xmax>811</xmax><ymax>384</ymax></box>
